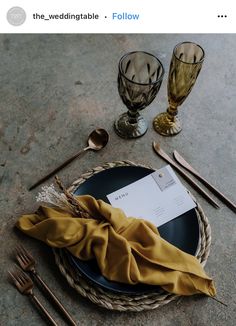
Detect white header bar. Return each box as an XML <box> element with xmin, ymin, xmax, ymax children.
<box><xmin>0</xmin><ymin>0</ymin><xmax>235</xmax><ymax>33</ymax></box>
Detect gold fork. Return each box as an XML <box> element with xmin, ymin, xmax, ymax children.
<box><xmin>8</xmin><ymin>266</ymin><xmax>58</xmax><ymax>326</ymax></box>
<box><xmin>15</xmin><ymin>245</ymin><xmax>77</xmax><ymax>326</ymax></box>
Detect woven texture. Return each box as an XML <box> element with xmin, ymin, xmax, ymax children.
<box><xmin>53</xmin><ymin>160</ymin><xmax>211</xmax><ymax>311</ymax></box>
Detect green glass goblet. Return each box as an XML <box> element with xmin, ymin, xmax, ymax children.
<box><xmin>115</xmin><ymin>51</ymin><xmax>164</xmax><ymax>139</ymax></box>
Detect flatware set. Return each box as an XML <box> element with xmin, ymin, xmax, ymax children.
<box><xmin>9</xmin><ymin>245</ymin><xmax>77</xmax><ymax>326</ymax></box>
<box><xmin>153</xmin><ymin>142</ymin><xmax>236</xmax><ymax>212</ymax></box>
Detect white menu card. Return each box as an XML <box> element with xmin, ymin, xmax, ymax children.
<box><xmin>107</xmin><ymin>165</ymin><xmax>196</xmax><ymax>227</ymax></box>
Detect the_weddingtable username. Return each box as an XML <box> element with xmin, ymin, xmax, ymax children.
<box><xmin>32</xmin><ymin>12</ymin><xmax>140</xmax><ymax>21</ymax></box>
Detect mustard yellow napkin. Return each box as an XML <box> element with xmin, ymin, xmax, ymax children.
<box><xmin>16</xmin><ymin>195</ymin><xmax>216</xmax><ymax>296</ymax></box>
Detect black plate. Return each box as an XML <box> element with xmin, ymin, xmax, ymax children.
<box><xmin>66</xmin><ymin>166</ymin><xmax>199</xmax><ymax>294</ymax></box>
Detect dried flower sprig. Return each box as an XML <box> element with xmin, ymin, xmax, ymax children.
<box><xmin>54</xmin><ymin>176</ymin><xmax>91</xmax><ymax>218</ymax></box>
<box><xmin>36</xmin><ymin>176</ymin><xmax>96</xmax><ymax>220</ymax></box>
<box><xmin>36</xmin><ymin>184</ymin><xmax>76</xmax><ymax>215</ymax></box>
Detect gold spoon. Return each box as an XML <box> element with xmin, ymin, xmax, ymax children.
<box><xmin>29</xmin><ymin>128</ymin><xmax>109</xmax><ymax>191</ymax></box>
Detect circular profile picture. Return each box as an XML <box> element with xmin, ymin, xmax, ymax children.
<box><xmin>7</xmin><ymin>7</ymin><xmax>26</xmax><ymax>26</ymax></box>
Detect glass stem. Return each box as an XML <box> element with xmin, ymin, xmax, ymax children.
<box><xmin>166</xmin><ymin>105</ymin><xmax>178</xmax><ymax>122</ymax></box>
<box><xmin>128</xmin><ymin>110</ymin><xmax>139</xmax><ymax>124</ymax></box>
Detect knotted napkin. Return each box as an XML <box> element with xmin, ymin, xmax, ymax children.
<box><xmin>16</xmin><ymin>195</ymin><xmax>216</xmax><ymax>297</ymax></box>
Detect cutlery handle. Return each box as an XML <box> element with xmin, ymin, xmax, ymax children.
<box><xmin>28</xmin><ymin>147</ymin><xmax>89</xmax><ymax>191</ymax></box>
<box><xmin>34</xmin><ymin>272</ymin><xmax>77</xmax><ymax>326</ymax></box>
<box><xmin>30</xmin><ymin>293</ymin><xmax>59</xmax><ymax>326</ymax></box>
<box><xmin>173</xmin><ymin>150</ymin><xmax>236</xmax><ymax>213</ymax></box>
<box><xmin>153</xmin><ymin>144</ymin><xmax>220</xmax><ymax>208</ymax></box>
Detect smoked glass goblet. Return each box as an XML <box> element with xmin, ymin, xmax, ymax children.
<box><xmin>114</xmin><ymin>51</ymin><xmax>164</xmax><ymax>138</ymax></box>
<box><xmin>153</xmin><ymin>42</ymin><xmax>205</xmax><ymax>136</ymax></box>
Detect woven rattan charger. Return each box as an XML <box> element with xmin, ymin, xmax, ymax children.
<box><xmin>53</xmin><ymin>160</ymin><xmax>212</xmax><ymax>312</ymax></box>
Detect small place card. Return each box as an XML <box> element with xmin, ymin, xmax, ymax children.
<box><xmin>107</xmin><ymin>165</ymin><xmax>196</xmax><ymax>227</ymax></box>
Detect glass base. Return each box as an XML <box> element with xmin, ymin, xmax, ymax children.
<box><xmin>153</xmin><ymin>112</ymin><xmax>182</xmax><ymax>136</ymax></box>
<box><xmin>114</xmin><ymin>112</ymin><xmax>148</xmax><ymax>139</ymax></box>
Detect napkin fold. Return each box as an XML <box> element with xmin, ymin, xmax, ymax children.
<box><xmin>16</xmin><ymin>195</ymin><xmax>216</xmax><ymax>297</ymax></box>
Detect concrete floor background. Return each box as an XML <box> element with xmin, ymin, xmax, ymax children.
<box><xmin>0</xmin><ymin>34</ymin><xmax>236</xmax><ymax>325</ymax></box>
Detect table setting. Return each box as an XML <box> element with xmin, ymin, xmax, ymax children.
<box><xmin>1</xmin><ymin>34</ymin><xmax>236</xmax><ymax>325</ymax></box>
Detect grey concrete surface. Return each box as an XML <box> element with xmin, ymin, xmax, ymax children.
<box><xmin>0</xmin><ymin>34</ymin><xmax>236</xmax><ymax>325</ymax></box>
